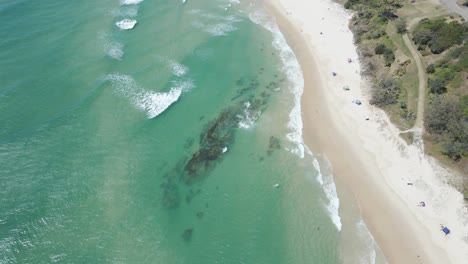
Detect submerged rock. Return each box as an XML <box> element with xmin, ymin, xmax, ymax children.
<box><xmin>161</xmin><ymin>181</ymin><xmax>180</xmax><ymax>209</ymax></box>
<box><xmin>184</xmin><ymin>137</ymin><xmax>195</xmax><ymax>149</ymax></box>
<box><xmin>182</xmin><ymin>228</ymin><xmax>194</xmax><ymax>242</ymax></box>
<box><xmin>267</xmin><ymin>136</ymin><xmax>281</xmax><ymax>156</ymax></box>
<box><xmin>181</xmin><ymin>108</ymin><xmax>240</xmax><ymax>184</ymax></box>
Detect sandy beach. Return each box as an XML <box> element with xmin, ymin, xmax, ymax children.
<box><xmin>264</xmin><ymin>0</ymin><xmax>468</xmax><ymax>263</ymax></box>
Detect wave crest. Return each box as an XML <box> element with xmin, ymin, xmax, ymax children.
<box><xmin>106</xmin><ymin>74</ymin><xmax>190</xmax><ymax>119</ymax></box>
<box><xmin>120</xmin><ymin>0</ymin><xmax>144</xmax><ymax>5</ymax></box>
<box><xmin>116</xmin><ymin>19</ymin><xmax>137</xmax><ymax>30</ymax></box>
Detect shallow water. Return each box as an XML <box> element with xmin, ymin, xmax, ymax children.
<box><xmin>0</xmin><ymin>0</ymin><xmax>383</xmax><ymax>263</ymax></box>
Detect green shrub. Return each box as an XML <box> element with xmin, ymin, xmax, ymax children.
<box><xmin>383</xmin><ymin>49</ymin><xmax>395</xmax><ymax>66</ymax></box>
<box><xmin>375</xmin><ymin>44</ymin><xmax>387</xmax><ymax>54</ymax></box>
<box><xmin>370</xmin><ymin>75</ymin><xmax>401</xmax><ymax>106</ymax></box>
<box><xmin>412</xmin><ymin>18</ymin><xmax>467</xmax><ymax>54</ymax></box>
<box><xmin>413</xmin><ymin>29</ymin><xmax>432</xmax><ymax>46</ymax></box>
<box><xmin>426</xmin><ymin>64</ymin><xmax>436</xmax><ymax>74</ymax></box>
<box><xmin>428</xmin><ymin>78</ymin><xmax>447</xmax><ymax>94</ymax></box>
<box><xmin>395</xmin><ymin>18</ymin><xmax>407</xmax><ymax>34</ymax></box>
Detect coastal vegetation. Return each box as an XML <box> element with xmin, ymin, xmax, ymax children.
<box><xmin>412</xmin><ymin>18</ymin><xmax>466</xmax><ymax>54</ymax></box>
<box><xmin>342</xmin><ymin>0</ymin><xmax>468</xmax><ymax>196</ymax></box>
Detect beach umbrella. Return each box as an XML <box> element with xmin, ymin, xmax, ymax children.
<box><xmin>442</xmin><ymin>227</ymin><xmax>450</xmax><ymax>235</ymax></box>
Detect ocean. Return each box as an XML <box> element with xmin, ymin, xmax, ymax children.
<box><xmin>0</xmin><ymin>0</ymin><xmax>385</xmax><ymax>263</ymax></box>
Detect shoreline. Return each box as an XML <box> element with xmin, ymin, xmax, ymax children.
<box><xmin>263</xmin><ymin>0</ymin><xmax>468</xmax><ymax>263</ymax></box>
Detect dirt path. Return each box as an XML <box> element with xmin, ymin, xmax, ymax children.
<box><xmin>438</xmin><ymin>0</ymin><xmax>468</xmax><ymax>20</ymax></box>
<box><xmin>402</xmin><ymin>32</ymin><xmax>426</xmax><ymax>132</ymax></box>
<box><xmin>400</xmin><ymin>11</ymin><xmax>448</xmax><ymax>133</ymax></box>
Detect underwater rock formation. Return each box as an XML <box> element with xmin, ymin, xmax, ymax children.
<box><xmin>267</xmin><ymin>136</ymin><xmax>281</xmax><ymax>155</ymax></box>
<box><xmin>160</xmin><ymin>73</ymin><xmax>287</xmax><ymax>208</ymax></box>
<box><xmin>182</xmin><ymin>228</ymin><xmax>193</xmax><ymax>242</ymax></box>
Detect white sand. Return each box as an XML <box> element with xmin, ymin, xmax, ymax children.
<box><xmin>265</xmin><ymin>0</ymin><xmax>468</xmax><ymax>262</ymax></box>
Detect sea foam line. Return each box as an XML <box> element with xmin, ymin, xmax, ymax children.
<box><xmin>249</xmin><ymin>9</ymin><xmax>305</xmax><ymax>158</ymax></box>
<box><xmin>312</xmin><ymin>155</ymin><xmax>342</xmax><ymax>231</ymax></box>
<box><xmin>356</xmin><ymin>219</ymin><xmax>378</xmax><ymax>264</ymax></box>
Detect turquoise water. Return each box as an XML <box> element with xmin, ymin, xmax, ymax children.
<box><xmin>0</xmin><ymin>0</ymin><xmax>380</xmax><ymax>263</ymax></box>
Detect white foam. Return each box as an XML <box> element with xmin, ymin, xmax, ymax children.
<box><xmin>99</xmin><ymin>33</ymin><xmax>124</xmax><ymax>60</ymax></box>
<box><xmin>168</xmin><ymin>60</ymin><xmax>189</xmax><ymax>77</ymax></box>
<box><xmin>111</xmin><ymin>6</ymin><xmax>138</xmax><ymax>17</ymax></box>
<box><xmin>249</xmin><ymin>9</ymin><xmax>305</xmax><ymax>158</ymax></box>
<box><xmin>137</xmin><ymin>88</ymin><xmax>182</xmax><ymax>118</ymax></box>
<box><xmin>106</xmin><ymin>74</ymin><xmax>189</xmax><ymax>118</ymax></box>
<box><xmin>312</xmin><ymin>156</ymin><xmax>342</xmax><ymax>231</ymax></box>
<box><xmin>116</xmin><ymin>19</ymin><xmax>137</xmax><ymax>30</ymax></box>
<box><xmin>120</xmin><ymin>0</ymin><xmax>144</xmax><ymax>5</ymax></box>
<box><xmin>199</xmin><ymin>13</ymin><xmax>243</xmax><ymax>23</ymax></box>
<box><xmin>356</xmin><ymin>219</ymin><xmax>378</xmax><ymax>264</ymax></box>
<box><xmin>192</xmin><ymin>21</ymin><xmax>237</xmax><ymax>36</ymax></box>
<box><xmin>238</xmin><ymin>101</ymin><xmax>260</xmax><ymax>129</ymax></box>
<box><xmin>107</xmin><ymin>42</ymin><xmax>124</xmax><ymax>60</ymax></box>
<box><xmin>171</xmin><ymin>79</ymin><xmax>194</xmax><ymax>92</ymax></box>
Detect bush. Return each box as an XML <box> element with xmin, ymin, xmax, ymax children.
<box><xmin>383</xmin><ymin>49</ymin><xmax>395</xmax><ymax>66</ymax></box>
<box><xmin>426</xmin><ymin>64</ymin><xmax>435</xmax><ymax>74</ymax></box>
<box><xmin>344</xmin><ymin>0</ymin><xmax>359</xmax><ymax>9</ymax></box>
<box><xmin>375</xmin><ymin>44</ymin><xmax>387</xmax><ymax>54</ymax></box>
<box><xmin>413</xmin><ymin>29</ymin><xmax>433</xmax><ymax>46</ymax></box>
<box><xmin>378</xmin><ymin>9</ymin><xmax>398</xmax><ymax>23</ymax></box>
<box><xmin>428</xmin><ymin>78</ymin><xmax>447</xmax><ymax>94</ymax></box>
<box><xmin>370</xmin><ymin>75</ymin><xmax>401</xmax><ymax>106</ymax></box>
<box><xmin>412</xmin><ymin>18</ymin><xmax>467</xmax><ymax>54</ymax></box>
<box><xmin>395</xmin><ymin>18</ymin><xmax>407</xmax><ymax>34</ymax></box>
<box><xmin>374</xmin><ymin>44</ymin><xmax>395</xmax><ymax>66</ymax></box>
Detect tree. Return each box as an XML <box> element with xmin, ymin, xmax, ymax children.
<box><xmin>425</xmin><ymin>95</ymin><xmax>453</xmax><ymax>134</ymax></box>
<box><xmin>413</xmin><ymin>18</ymin><xmax>467</xmax><ymax>54</ymax></box>
<box><xmin>425</xmin><ymin>95</ymin><xmax>468</xmax><ymax>160</ymax></box>
<box><xmin>395</xmin><ymin>18</ymin><xmax>407</xmax><ymax>34</ymax></box>
<box><xmin>413</xmin><ymin>29</ymin><xmax>433</xmax><ymax>46</ymax></box>
<box><xmin>375</xmin><ymin>44</ymin><xmax>387</xmax><ymax>54</ymax></box>
<box><xmin>370</xmin><ymin>75</ymin><xmax>401</xmax><ymax>106</ymax></box>
<box><xmin>426</xmin><ymin>64</ymin><xmax>435</xmax><ymax>74</ymax></box>
<box><xmin>383</xmin><ymin>49</ymin><xmax>395</xmax><ymax>66</ymax></box>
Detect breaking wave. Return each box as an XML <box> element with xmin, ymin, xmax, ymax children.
<box><xmin>137</xmin><ymin>88</ymin><xmax>182</xmax><ymax>118</ymax></box>
<box><xmin>237</xmin><ymin>101</ymin><xmax>261</xmax><ymax>129</ymax></box>
<box><xmin>312</xmin><ymin>154</ymin><xmax>342</xmax><ymax>231</ymax></box>
<box><xmin>120</xmin><ymin>0</ymin><xmax>144</xmax><ymax>5</ymax></box>
<box><xmin>106</xmin><ymin>74</ymin><xmax>193</xmax><ymax>119</ymax></box>
<box><xmin>249</xmin><ymin>9</ymin><xmax>305</xmax><ymax>158</ymax></box>
<box><xmin>116</xmin><ymin>19</ymin><xmax>137</xmax><ymax>30</ymax></box>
